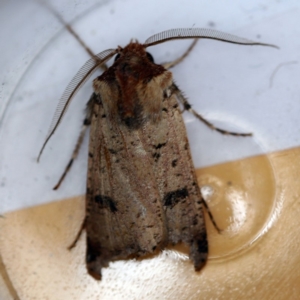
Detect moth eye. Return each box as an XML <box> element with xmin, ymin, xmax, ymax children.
<box><xmin>146</xmin><ymin>52</ymin><xmax>154</xmax><ymax>63</ymax></box>
<box><xmin>114</xmin><ymin>53</ymin><xmax>121</xmax><ymax>62</ymax></box>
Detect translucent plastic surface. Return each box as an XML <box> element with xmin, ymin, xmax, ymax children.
<box><xmin>1</xmin><ymin>0</ymin><xmax>300</xmax><ymax>299</ymax></box>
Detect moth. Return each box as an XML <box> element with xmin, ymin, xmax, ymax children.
<box><xmin>38</xmin><ymin>28</ymin><xmax>276</xmax><ymax>280</ymax></box>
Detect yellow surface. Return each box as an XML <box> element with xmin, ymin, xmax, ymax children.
<box><xmin>0</xmin><ymin>147</ymin><xmax>300</xmax><ymax>299</ymax></box>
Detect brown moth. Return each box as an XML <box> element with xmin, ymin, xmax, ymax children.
<box><xmin>38</xmin><ymin>28</ymin><xmax>276</xmax><ymax>280</ymax></box>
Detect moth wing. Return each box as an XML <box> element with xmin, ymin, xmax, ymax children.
<box><xmin>85</xmin><ymin>92</ymin><xmax>168</xmax><ymax>279</ymax></box>
<box><xmin>86</xmin><ymin>80</ymin><xmax>207</xmax><ymax>279</ymax></box>
<box><xmin>143</xmin><ymin>92</ymin><xmax>208</xmax><ymax>271</ymax></box>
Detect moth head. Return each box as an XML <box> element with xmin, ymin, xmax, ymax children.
<box><xmin>114</xmin><ymin>43</ymin><xmax>155</xmax><ymax>66</ymax></box>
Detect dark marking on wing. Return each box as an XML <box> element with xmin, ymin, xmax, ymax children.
<box><xmin>197</xmin><ymin>236</ymin><xmax>208</xmax><ymax>257</ymax></box>
<box><xmin>86</xmin><ymin>238</ymin><xmax>102</xmax><ymax>280</ymax></box>
<box><xmin>154</xmin><ymin>142</ymin><xmax>167</xmax><ymax>149</ymax></box>
<box><xmin>163</xmin><ymin>187</ymin><xmax>189</xmax><ymax>208</ymax></box>
<box><xmin>94</xmin><ymin>195</ymin><xmax>118</xmax><ymax>212</ymax></box>
<box><xmin>108</xmin><ymin>148</ymin><xmax>117</xmax><ymax>154</ymax></box>
<box><xmin>119</xmin><ymin>97</ymin><xmax>144</xmax><ymax>128</ymax></box>
<box><xmin>191</xmin><ymin>233</ymin><xmax>208</xmax><ymax>271</ymax></box>
<box><xmin>86</xmin><ymin>238</ymin><xmax>101</xmax><ymax>264</ymax></box>
<box><xmin>192</xmin><ymin>215</ymin><xmax>198</xmax><ymax>225</ymax></box>
<box><xmin>152</xmin><ymin>152</ymin><xmax>161</xmax><ymax>162</ymax></box>
<box><xmin>172</xmin><ymin>159</ymin><xmax>178</xmax><ymax>167</ymax></box>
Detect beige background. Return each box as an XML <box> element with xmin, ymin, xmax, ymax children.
<box><xmin>1</xmin><ymin>147</ymin><xmax>299</xmax><ymax>299</ymax></box>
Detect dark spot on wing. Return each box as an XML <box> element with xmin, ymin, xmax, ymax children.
<box><xmin>94</xmin><ymin>195</ymin><xmax>118</xmax><ymax>212</ymax></box>
<box><xmin>172</xmin><ymin>159</ymin><xmax>178</xmax><ymax>167</ymax></box>
<box><xmin>119</xmin><ymin>98</ymin><xmax>144</xmax><ymax>129</ymax></box>
<box><xmin>86</xmin><ymin>238</ymin><xmax>101</xmax><ymax>264</ymax></box>
<box><xmin>163</xmin><ymin>187</ymin><xmax>189</xmax><ymax>208</ymax></box>
<box><xmin>152</xmin><ymin>152</ymin><xmax>160</xmax><ymax>162</ymax></box>
<box><xmin>124</xmin><ymin>117</ymin><xmax>140</xmax><ymax>128</ymax></box>
<box><xmin>86</xmin><ymin>238</ymin><xmax>103</xmax><ymax>280</ymax></box>
<box><xmin>196</xmin><ymin>234</ymin><xmax>208</xmax><ymax>254</ymax></box>
<box><xmin>108</xmin><ymin>148</ymin><xmax>117</xmax><ymax>154</ymax></box>
<box><xmin>154</xmin><ymin>142</ymin><xmax>167</xmax><ymax>150</ymax></box>
<box><xmin>192</xmin><ymin>216</ymin><xmax>198</xmax><ymax>225</ymax></box>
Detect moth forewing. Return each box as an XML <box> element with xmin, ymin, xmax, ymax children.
<box><xmin>39</xmin><ymin>28</ymin><xmax>276</xmax><ymax>280</ymax></box>
<box><xmin>87</xmin><ymin>45</ymin><xmax>207</xmax><ymax>278</ymax></box>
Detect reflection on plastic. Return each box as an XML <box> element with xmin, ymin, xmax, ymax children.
<box><xmin>197</xmin><ymin>152</ymin><xmax>276</xmax><ymax>259</ymax></box>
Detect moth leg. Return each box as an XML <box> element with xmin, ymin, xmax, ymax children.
<box><xmin>201</xmin><ymin>198</ymin><xmax>222</xmax><ymax>233</ymax></box>
<box><xmin>162</xmin><ymin>39</ymin><xmax>198</xmax><ymax>69</ymax></box>
<box><xmin>53</xmin><ymin>93</ymin><xmax>96</xmax><ymax>190</ymax></box>
<box><xmin>63</xmin><ymin>22</ymin><xmax>108</xmax><ymax>71</ymax></box>
<box><xmin>0</xmin><ymin>252</ymin><xmax>21</xmax><ymax>300</ymax></box>
<box><xmin>68</xmin><ymin>217</ymin><xmax>86</xmax><ymax>250</ymax></box>
<box><xmin>39</xmin><ymin>0</ymin><xmax>107</xmax><ymax>70</ymax></box>
<box><xmin>172</xmin><ymin>83</ymin><xmax>252</xmax><ymax>137</ymax></box>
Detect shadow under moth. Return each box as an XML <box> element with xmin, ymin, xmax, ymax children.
<box><xmin>38</xmin><ymin>28</ymin><xmax>276</xmax><ymax>280</ymax></box>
